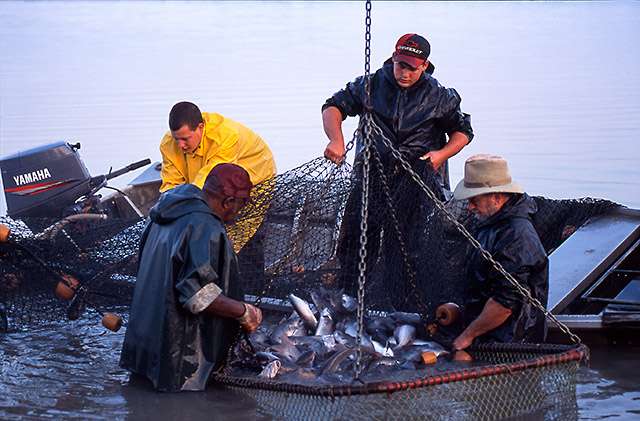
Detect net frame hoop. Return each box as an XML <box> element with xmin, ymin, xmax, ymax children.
<box><xmin>212</xmin><ymin>342</ymin><xmax>587</xmax><ymax>397</ymax></box>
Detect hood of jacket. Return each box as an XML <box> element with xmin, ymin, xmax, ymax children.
<box><xmin>149</xmin><ymin>184</ymin><xmax>214</xmax><ymax>225</ymax></box>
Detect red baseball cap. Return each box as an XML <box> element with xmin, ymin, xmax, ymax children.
<box><xmin>203</xmin><ymin>163</ymin><xmax>253</xmax><ymax>199</ymax></box>
<box><xmin>392</xmin><ymin>33</ymin><xmax>431</xmax><ymax>68</ymax></box>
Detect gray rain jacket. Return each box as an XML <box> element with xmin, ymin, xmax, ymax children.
<box><xmin>120</xmin><ymin>184</ymin><xmax>242</xmax><ymax>392</ymax></box>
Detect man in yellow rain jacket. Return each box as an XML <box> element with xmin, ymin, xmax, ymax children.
<box><xmin>160</xmin><ymin>101</ymin><xmax>276</xmax><ymax>193</ymax></box>
<box><xmin>160</xmin><ymin>101</ymin><xmax>276</xmax><ymax>257</ymax></box>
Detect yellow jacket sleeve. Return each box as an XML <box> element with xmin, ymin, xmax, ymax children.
<box><xmin>159</xmin><ymin>134</ymin><xmax>187</xmax><ymax>193</ymax></box>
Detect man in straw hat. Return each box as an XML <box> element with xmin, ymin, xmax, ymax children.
<box><xmin>451</xmin><ymin>154</ymin><xmax>548</xmax><ymax>351</ymax></box>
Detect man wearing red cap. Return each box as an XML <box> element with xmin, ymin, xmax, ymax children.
<box><xmin>322</xmin><ymin>33</ymin><xmax>473</xmax><ymax>182</ymax></box>
<box><xmin>120</xmin><ymin>163</ymin><xmax>262</xmax><ymax>392</ymax></box>
<box><xmin>321</xmin><ymin>34</ymin><xmax>474</xmax><ymax>298</ymax></box>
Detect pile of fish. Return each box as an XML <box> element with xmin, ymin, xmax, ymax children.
<box><xmin>230</xmin><ymin>288</ymin><xmax>452</xmax><ymax>384</ymax></box>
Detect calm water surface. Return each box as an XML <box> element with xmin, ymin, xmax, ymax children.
<box><xmin>1</xmin><ymin>1</ymin><xmax>639</xmax><ymax>420</ymax></box>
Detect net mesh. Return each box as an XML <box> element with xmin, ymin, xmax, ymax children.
<box><xmin>1</xmin><ymin>156</ymin><xmax>618</xmax><ymax>331</ymax></box>
<box><xmin>0</xmin><ymin>154</ymin><xmax>615</xmax><ymax>418</ymax></box>
<box><xmin>214</xmin><ymin>343</ymin><xmax>584</xmax><ymax>421</ymax></box>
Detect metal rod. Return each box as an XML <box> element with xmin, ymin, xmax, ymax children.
<box><xmin>583</xmin><ymin>296</ymin><xmax>640</xmax><ymax>307</ymax></box>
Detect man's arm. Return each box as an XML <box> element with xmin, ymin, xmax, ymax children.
<box><xmin>420</xmin><ymin>131</ymin><xmax>469</xmax><ymax>171</ymax></box>
<box><xmin>322</xmin><ymin>106</ymin><xmax>346</xmax><ymax>164</ymax></box>
<box><xmin>204</xmin><ymin>294</ymin><xmax>262</xmax><ymax>332</ymax></box>
<box><xmin>452</xmin><ymin>298</ymin><xmax>512</xmax><ymax>351</ymax></box>
<box><xmin>159</xmin><ymin>136</ymin><xmax>188</xmax><ymax>192</ymax></box>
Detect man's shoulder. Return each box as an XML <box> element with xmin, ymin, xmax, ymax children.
<box><xmin>160</xmin><ymin>131</ymin><xmax>176</xmax><ymax>152</ymax></box>
<box><xmin>203</xmin><ymin>112</ymin><xmax>243</xmax><ymax>141</ymax></box>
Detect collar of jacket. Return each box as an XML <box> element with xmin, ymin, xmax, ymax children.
<box><xmin>476</xmin><ymin>193</ymin><xmax>537</xmax><ymax>229</ymax></box>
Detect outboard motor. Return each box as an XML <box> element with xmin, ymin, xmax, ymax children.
<box><xmin>0</xmin><ymin>141</ymin><xmax>150</xmax><ymax>231</ymax></box>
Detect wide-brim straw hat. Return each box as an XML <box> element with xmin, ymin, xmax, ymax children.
<box><xmin>453</xmin><ymin>154</ymin><xmax>523</xmax><ymax>200</ymax></box>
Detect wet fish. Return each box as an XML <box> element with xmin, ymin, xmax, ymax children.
<box><xmin>296</xmin><ymin>350</ymin><xmax>317</xmax><ymax>368</ymax></box>
<box><xmin>310</xmin><ymin>289</ymin><xmax>332</xmax><ymax>314</ymax></box>
<box><xmin>259</xmin><ymin>359</ymin><xmax>282</xmax><ymax>379</ymax></box>
<box><xmin>371</xmin><ymin>339</ymin><xmax>394</xmax><ymax>357</ymax></box>
<box><xmin>333</xmin><ymin>330</ymin><xmax>354</xmax><ymax>347</ymax></box>
<box><xmin>249</xmin><ymin>329</ymin><xmax>270</xmax><ymax>348</ymax></box>
<box><xmin>389</xmin><ymin>311</ymin><xmax>422</xmax><ymax>326</ymax></box>
<box><xmin>270</xmin><ymin>336</ymin><xmax>302</xmax><ymax>362</ymax></box>
<box><xmin>289</xmin><ymin>293</ymin><xmax>318</xmax><ymax>330</ymax></box>
<box><xmin>255</xmin><ymin>351</ymin><xmax>280</xmax><ymax>363</ymax></box>
<box><xmin>366</xmin><ymin>357</ymin><xmax>399</xmax><ymax>371</ymax></box>
<box><xmin>413</xmin><ymin>341</ymin><xmax>448</xmax><ymax>356</ymax></box>
<box><xmin>366</xmin><ymin>317</ymin><xmax>395</xmax><ymax>343</ymax></box>
<box><xmin>393</xmin><ymin>324</ymin><xmax>416</xmax><ymax>349</ymax></box>
<box><xmin>314</xmin><ymin>308</ymin><xmax>334</xmax><ymax>336</ymax></box>
<box><xmin>320</xmin><ymin>334</ymin><xmax>337</xmax><ymax>353</ymax></box>
<box><xmin>321</xmin><ymin>346</ymin><xmax>378</xmax><ymax>375</ymax></box>
<box><xmin>340</xmin><ymin>294</ymin><xmax>357</xmax><ymax>313</ymax></box>
<box><xmin>398</xmin><ymin>343</ymin><xmax>449</xmax><ymax>363</ymax></box>
<box><xmin>343</xmin><ymin>320</ymin><xmax>358</xmax><ymax>338</ymax></box>
<box><xmin>270</xmin><ymin>315</ymin><xmax>306</xmax><ymax>344</ymax></box>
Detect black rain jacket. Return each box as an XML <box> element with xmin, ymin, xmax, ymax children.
<box><xmin>465</xmin><ymin>194</ymin><xmax>549</xmax><ymax>343</ymax></box>
<box><xmin>322</xmin><ymin>60</ymin><xmax>474</xmax><ymax>160</ymax></box>
<box><xmin>120</xmin><ymin>184</ymin><xmax>242</xmax><ymax>392</ymax></box>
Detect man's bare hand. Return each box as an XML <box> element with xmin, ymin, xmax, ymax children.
<box><xmin>420</xmin><ymin>150</ymin><xmax>445</xmax><ymax>171</ymax></box>
<box><xmin>324</xmin><ymin>140</ymin><xmax>345</xmax><ymax>164</ymax></box>
<box><xmin>237</xmin><ymin>303</ymin><xmax>263</xmax><ymax>333</ymax></box>
<box><xmin>452</xmin><ymin>331</ymin><xmax>474</xmax><ymax>351</ymax></box>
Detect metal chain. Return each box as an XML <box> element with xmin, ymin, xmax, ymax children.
<box><xmin>369</xmin><ymin>148</ymin><xmax>431</xmax><ymax>317</ymax></box>
<box><xmin>354</xmin><ymin>0</ymin><xmax>373</xmax><ymax>380</ymax></box>
<box><xmin>369</xmin><ymin>122</ymin><xmax>582</xmax><ymax>345</ymax></box>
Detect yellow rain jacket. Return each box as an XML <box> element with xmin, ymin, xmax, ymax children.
<box><xmin>159</xmin><ymin>112</ymin><xmax>276</xmax><ymax>193</ymax></box>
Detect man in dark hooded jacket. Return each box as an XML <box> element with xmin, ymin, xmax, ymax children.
<box><xmin>321</xmin><ymin>33</ymin><xmax>474</xmax><ymax>300</ymax></box>
<box><xmin>451</xmin><ymin>155</ymin><xmax>549</xmax><ymax>350</ymax></box>
<box><xmin>322</xmin><ymin>33</ymin><xmax>473</xmax><ymax>191</ymax></box>
<box><xmin>120</xmin><ymin>163</ymin><xmax>262</xmax><ymax>392</ymax></box>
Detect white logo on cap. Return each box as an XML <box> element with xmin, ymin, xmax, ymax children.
<box><xmin>398</xmin><ymin>46</ymin><xmax>423</xmax><ymax>55</ymax></box>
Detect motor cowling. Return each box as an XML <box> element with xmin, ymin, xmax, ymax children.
<box><xmin>0</xmin><ymin>142</ymin><xmax>95</xmax><ymax>226</ymax></box>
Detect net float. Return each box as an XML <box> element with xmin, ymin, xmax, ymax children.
<box><xmin>54</xmin><ymin>274</ymin><xmax>80</xmax><ymax>301</ymax></box>
<box><xmin>0</xmin><ymin>224</ymin><xmax>10</xmax><ymax>243</ymax></box>
<box><xmin>421</xmin><ymin>351</ymin><xmax>438</xmax><ymax>365</ymax></box>
<box><xmin>102</xmin><ymin>313</ymin><xmax>123</xmax><ymax>332</ymax></box>
<box><xmin>436</xmin><ymin>302</ymin><xmax>461</xmax><ymax>326</ymax></box>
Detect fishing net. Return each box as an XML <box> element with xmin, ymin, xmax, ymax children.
<box><xmin>0</xmin><ymin>154</ymin><xmax>619</xmax><ymax>331</ymax></box>
<box><xmin>0</xmin><ymin>149</ymin><xmax>616</xmax><ymax>419</ymax></box>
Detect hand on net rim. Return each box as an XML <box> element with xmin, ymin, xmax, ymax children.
<box><xmin>237</xmin><ymin>303</ymin><xmax>262</xmax><ymax>333</ymax></box>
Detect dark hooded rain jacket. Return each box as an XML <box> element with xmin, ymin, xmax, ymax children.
<box><xmin>465</xmin><ymin>194</ymin><xmax>549</xmax><ymax>343</ymax></box>
<box><xmin>120</xmin><ymin>184</ymin><xmax>242</xmax><ymax>392</ymax></box>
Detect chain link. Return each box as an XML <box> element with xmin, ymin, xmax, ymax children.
<box><xmin>369</xmin><ymin>148</ymin><xmax>431</xmax><ymax>318</ymax></box>
<box><xmin>354</xmin><ymin>0</ymin><xmax>373</xmax><ymax>380</ymax></box>
<box><xmin>368</xmin><ymin>122</ymin><xmax>581</xmax><ymax>344</ymax></box>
